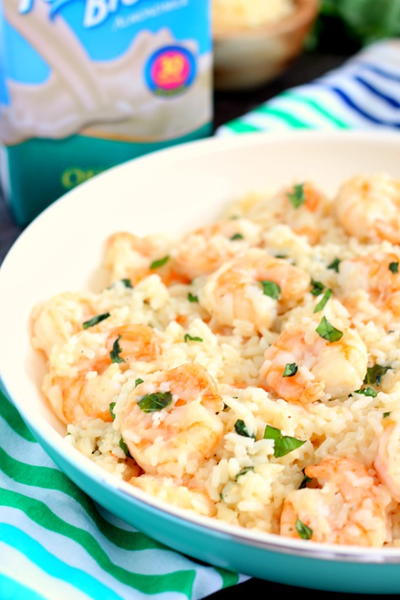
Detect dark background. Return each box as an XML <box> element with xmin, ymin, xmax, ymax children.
<box><xmin>1</xmin><ymin>49</ymin><xmax>387</xmax><ymax>598</ymax></box>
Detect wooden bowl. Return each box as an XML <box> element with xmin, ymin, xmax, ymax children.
<box><xmin>214</xmin><ymin>0</ymin><xmax>320</xmax><ymax>91</ymax></box>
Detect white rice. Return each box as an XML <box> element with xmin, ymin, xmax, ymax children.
<box><xmin>33</xmin><ymin>177</ymin><xmax>400</xmax><ymax>547</ymax></box>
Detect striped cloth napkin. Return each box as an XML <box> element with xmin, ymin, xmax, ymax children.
<box><xmin>0</xmin><ymin>385</ymin><xmax>241</xmax><ymax>599</ymax></box>
<box><xmin>1</xmin><ymin>38</ymin><xmax>400</xmax><ymax>600</ymax></box>
<box><xmin>218</xmin><ymin>40</ymin><xmax>400</xmax><ymax>135</ymax></box>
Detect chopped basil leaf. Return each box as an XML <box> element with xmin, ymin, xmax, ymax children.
<box><xmin>121</xmin><ymin>278</ymin><xmax>133</xmax><ymax>288</ymax></box>
<box><xmin>316</xmin><ymin>316</ymin><xmax>343</xmax><ymax>342</ymax></box>
<box><xmin>135</xmin><ymin>378</ymin><xmax>144</xmax><ymax>388</ymax></box>
<box><xmin>138</xmin><ymin>391</ymin><xmax>173</xmax><ymax>413</ymax></box>
<box><xmin>230</xmin><ymin>233</ymin><xmax>244</xmax><ymax>241</ymax></box>
<box><xmin>119</xmin><ymin>438</ymin><xmax>131</xmax><ymax>457</ymax></box>
<box><xmin>314</xmin><ymin>289</ymin><xmax>333</xmax><ymax>313</ymax></box>
<box><xmin>283</xmin><ymin>363</ymin><xmax>298</xmax><ymax>377</ymax></box>
<box><xmin>83</xmin><ymin>312</ymin><xmax>110</xmax><ymax>329</ymax></box>
<box><xmin>264</xmin><ymin>424</ymin><xmax>281</xmax><ymax>442</ymax></box>
<box><xmin>295</xmin><ymin>519</ymin><xmax>313</xmax><ymax>540</ymax></box>
<box><xmin>260</xmin><ymin>280</ymin><xmax>281</xmax><ymax>300</ymax></box>
<box><xmin>327</xmin><ymin>258</ymin><xmax>341</xmax><ymax>273</ymax></box>
<box><xmin>275</xmin><ymin>436</ymin><xmax>306</xmax><ymax>458</ymax></box>
<box><xmin>383</xmin><ymin>411</ymin><xmax>391</xmax><ymax>418</ymax></box>
<box><xmin>288</xmin><ymin>183</ymin><xmax>306</xmax><ymax>209</ymax></box>
<box><xmin>364</xmin><ymin>364</ymin><xmax>390</xmax><ymax>386</ymax></box>
<box><xmin>354</xmin><ymin>386</ymin><xmax>377</xmax><ymax>398</ymax></box>
<box><xmin>110</xmin><ymin>336</ymin><xmax>125</xmax><ymax>363</ymax></box>
<box><xmin>188</xmin><ymin>292</ymin><xmax>199</xmax><ymax>303</ymax></box>
<box><xmin>150</xmin><ymin>255</ymin><xmax>170</xmax><ymax>270</ymax></box>
<box><xmin>184</xmin><ymin>334</ymin><xmax>203</xmax><ymax>343</ymax></box>
<box><xmin>389</xmin><ymin>262</ymin><xmax>399</xmax><ymax>274</ymax></box>
<box><xmin>299</xmin><ymin>471</ymin><xmax>312</xmax><ymax>489</ymax></box>
<box><xmin>235</xmin><ymin>466</ymin><xmax>254</xmax><ymax>481</ymax></box>
<box><xmin>108</xmin><ymin>402</ymin><xmax>117</xmax><ymax>420</ymax></box>
<box><xmin>310</xmin><ymin>280</ymin><xmax>325</xmax><ymax>296</ymax></box>
<box><xmin>234</xmin><ymin>419</ymin><xmax>255</xmax><ymax>439</ymax></box>
<box><xmin>109</xmin><ymin>402</ymin><xmax>116</xmax><ymax>420</ymax></box>
<box><xmin>275</xmin><ymin>254</ymin><xmax>287</xmax><ymax>259</ymax></box>
<box><xmin>264</xmin><ymin>425</ymin><xmax>306</xmax><ymax>458</ymax></box>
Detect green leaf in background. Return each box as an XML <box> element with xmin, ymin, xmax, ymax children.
<box><xmin>309</xmin><ymin>0</ymin><xmax>400</xmax><ymax>50</ymax></box>
<box><xmin>320</xmin><ymin>0</ymin><xmax>338</xmax><ymax>16</ymax></box>
<box><xmin>338</xmin><ymin>0</ymin><xmax>400</xmax><ymax>43</ymax></box>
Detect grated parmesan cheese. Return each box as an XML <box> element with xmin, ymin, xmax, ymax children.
<box><xmin>213</xmin><ymin>0</ymin><xmax>295</xmax><ymax>32</ymax></box>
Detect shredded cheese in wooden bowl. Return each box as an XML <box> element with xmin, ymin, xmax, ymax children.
<box><xmin>213</xmin><ymin>0</ymin><xmax>295</xmax><ymax>33</ymax></box>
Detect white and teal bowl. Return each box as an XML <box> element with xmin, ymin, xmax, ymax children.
<box><xmin>1</xmin><ymin>131</ymin><xmax>400</xmax><ymax>594</ymax></box>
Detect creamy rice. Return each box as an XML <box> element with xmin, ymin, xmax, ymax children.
<box><xmin>32</xmin><ymin>175</ymin><xmax>400</xmax><ymax>547</ymax></box>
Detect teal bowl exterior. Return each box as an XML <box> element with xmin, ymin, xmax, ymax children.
<box><xmin>26</xmin><ymin>418</ymin><xmax>400</xmax><ymax>595</ymax></box>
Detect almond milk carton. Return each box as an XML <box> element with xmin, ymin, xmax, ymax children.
<box><xmin>0</xmin><ymin>0</ymin><xmax>212</xmax><ymax>224</ymax></box>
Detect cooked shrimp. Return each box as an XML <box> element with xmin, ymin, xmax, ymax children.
<box><xmin>199</xmin><ymin>248</ymin><xmax>310</xmax><ymax>331</ymax></box>
<box><xmin>375</xmin><ymin>422</ymin><xmax>400</xmax><ymax>502</ymax></box>
<box><xmin>44</xmin><ymin>324</ymin><xmax>161</xmax><ymax>424</ymax></box>
<box><xmin>247</xmin><ymin>182</ymin><xmax>329</xmax><ymax>244</ymax></box>
<box><xmin>106</xmin><ymin>324</ymin><xmax>161</xmax><ymax>364</ymax></box>
<box><xmin>132</xmin><ymin>474</ymin><xmax>216</xmax><ymax>516</ymax></box>
<box><xmin>31</xmin><ymin>292</ymin><xmax>96</xmax><ymax>358</ymax></box>
<box><xmin>172</xmin><ymin>218</ymin><xmax>261</xmax><ymax>280</ymax></box>
<box><xmin>335</xmin><ymin>175</ymin><xmax>400</xmax><ymax>244</ymax></box>
<box><xmin>280</xmin><ymin>457</ymin><xmax>392</xmax><ymax>546</ymax></box>
<box><xmin>259</xmin><ymin>300</ymin><xmax>368</xmax><ymax>403</ymax></box>
<box><xmin>104</xmin><ymin>232</ymin><xmax>186</xmax><ymax>286</ymax></box>
<box><xmin>44</xmin><ymin>363</ymin><xmax>121</xmax><ymax>424</ymax></box>
<box><xmin>337</xmin><ymin>252</ymin><xmax>400</xmax><ymax>326</ymax></box>
<box><xmin>119</xmin><ymin>363</ymin><xmax>223</xmax><ymax>478</ymax></box>
<box><xmin>104</xmin><ymin>232</ymin><xmax>155</xmax><ymax>285</ymax></box>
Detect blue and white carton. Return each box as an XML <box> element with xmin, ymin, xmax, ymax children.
<box><xmin>0</xmin><ymin>0</ymin><xmax>212</xmax><ymax>224</ymax></box>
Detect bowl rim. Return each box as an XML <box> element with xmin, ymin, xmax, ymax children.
<box><xmin>213</xmin><ymin>0</ymin><xmax>319</xmax><ymax>41</ymax></box>
<box><xmin>2</xmin><ymin>129</ymin><xmax>400</xmax><ymax>565</ymax></box>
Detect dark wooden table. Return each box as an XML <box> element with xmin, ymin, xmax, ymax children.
<box><xmin>2</xmin><ymin>50</ymin><xmax>383</xmax><ymax>599</ymax></box>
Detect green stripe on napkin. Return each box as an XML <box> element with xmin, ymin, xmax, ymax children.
<box><xmin>0</xmin><ymin>389</ymin><xmax>239</xmax><ymax>599</ymax></box>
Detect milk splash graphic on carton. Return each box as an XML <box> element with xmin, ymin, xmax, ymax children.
<box><xmin>0</xmin><ymin>0</ymin><xmax>212</xmax><ymax>224</ymax></box>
